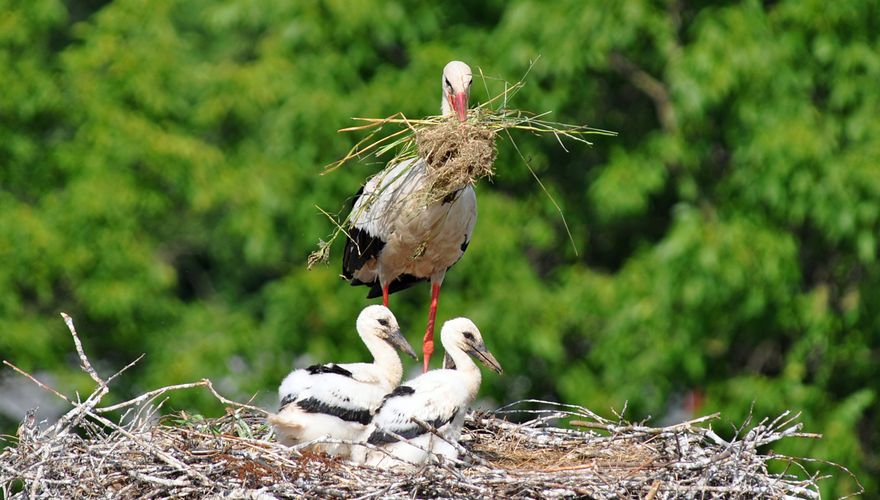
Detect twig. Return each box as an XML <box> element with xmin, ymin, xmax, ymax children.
<box><xmin>410</xmin><ymin>417</ymin><xmax>492</xmax><ymax>468</ymax></box>
<box><xmin>86</xmin><ymin>401</ymin><xmax>211</xmax><ymax>483</ymax></box>
<box><xmin>60</xmin><ymin>312</ymin><xmax>105</xmax><ymax>387</ymax></box>
<box><xmin>2</xmin><ymin>360</ymin><xmax>72</xmax><ymax>404</ymax></box>
<box><xmin>644</xmin><ymin>479</ymin><xmax>661</xmax><ymax>500</ymax></box>
<box><xmin>203</xmin><ymin>378</ymin><xmax>270</xmax><ymax>416</ymax></box>
<box><xmin>106</xmin><ymin>354</ymin><xmax>145</xmax><ymax>385</ymax></box>
<box><xmin>97</xmin><ymin>380</ymin><xmax>212</xmax><ymax>413</ymax></box>
<box><xmin>608</xmin><ymin>53</ymin><xmax>677</xmax><ymax>132</ymax></box>
<box><xmin>129</xmin><ymin>471</ymin><xmax>190</xmax><ymax>488</ymax></box>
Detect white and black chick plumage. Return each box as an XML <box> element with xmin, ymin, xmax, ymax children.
<box><xmin>268</xmin><ymin>305</ymin><xmax>416</xmax><ymax>457</ymax></box>
<box><xmin>352</xmin><ymin>317</ymin><xmax>502</xmax><ymax>469</ymax></box>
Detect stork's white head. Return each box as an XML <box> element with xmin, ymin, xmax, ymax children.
<box><xmin>356</xmin><ymin>305</ymin><xmax>417</xmax><ymax>359</ymax></box>
<box><xmin>440</xmin><ymin>317</ymin><xmax>503</xmax><ymax>373</ymax></box>
<box><xmin>441</xmin><ymin>61</ymin><xmax>472</xmax><ymax>122</ymax></box>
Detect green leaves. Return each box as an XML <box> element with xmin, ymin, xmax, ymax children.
<box><xmin>0</xmin><ymin>0</ymin><xmax>877</xmax><ymax>495</ymax></box>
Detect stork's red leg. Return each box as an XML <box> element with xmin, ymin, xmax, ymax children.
<box><xmin>382</xmin><ymin>284</ymin><xmax>390</xmax><ymax>307</ymax></box>
<box><xmin>422</xmin><ymin>282</ymin><xmax>441</xmax><ymax>372</ymax></box>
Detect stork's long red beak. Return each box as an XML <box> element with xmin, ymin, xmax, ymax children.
<box><xmin>449</xmin><ymin>92</ymin><xmax>468</xmax><ymax>122</ymax></box>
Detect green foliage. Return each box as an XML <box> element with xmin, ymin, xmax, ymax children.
<box><xmin>1</xmin><ymin>0</ymin><xmax>877</xmax><ymax>495</ymax></box>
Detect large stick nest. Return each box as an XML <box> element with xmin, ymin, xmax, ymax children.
<box><xmin>0</xmin><ymin>402</ymin><xmax>840</xmax><ymax>499</ymax></box>
<box><xmin>0</xmin><ymin>315</ymin><xmax>860</xmax><ymax>499</ymax></box>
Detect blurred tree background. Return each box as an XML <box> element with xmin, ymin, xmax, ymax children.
<box><xmin>1</xmin><ymin>0</ymin><xmax>877</xmax><ymax>495</ymax></box>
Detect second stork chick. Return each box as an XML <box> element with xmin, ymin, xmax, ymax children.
<box><xmin>268</xmin><ymin>305</ymin><xmax>416</xmax><ymax>457</ymax></box>
<box><xmin>353</xmin><ymin>317</ymin><xmax>502</xmax><ymax>469</ymax></box>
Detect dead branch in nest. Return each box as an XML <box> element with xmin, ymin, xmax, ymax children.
<box><xmin>0</xmin><ymin>314</ymin><xmax>862</xmax><ymax>499</ymax></box>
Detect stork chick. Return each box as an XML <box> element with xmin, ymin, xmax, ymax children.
<box><xmin>268</xmin><ymin>305</ymin><xmax>416</xmax><ymax>457</ymax></box>
<box><xmin>352</xmin><ymin>317</ymin><xmax>502</xmax><ymax>469</ymax></box>
<box><xmin>343</xmin><ymin>60</ymin><xmax>476</xmax><ymax>373</ymax></box>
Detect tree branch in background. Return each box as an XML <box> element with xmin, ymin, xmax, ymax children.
<box><xmin>609</xmin><ymin>52</ymin><xmax>678</xmax><ymax>132</ymax></box>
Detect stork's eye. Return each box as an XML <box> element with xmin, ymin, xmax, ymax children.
<box><xmin>444</xmin><ymin>77</ymin><xmax>453</xmax><ymax>90</ymax></box>
<box><xmin>378</xmin><ymin>318</ymin><xmax>390</xmax><ymax>327</ymax></box>
<box><xmin>463</xmin><ymin>331</ymin><xmax>475</xmax><ymax>340</ymax></box>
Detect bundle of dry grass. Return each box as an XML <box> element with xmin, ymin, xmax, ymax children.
<box><xmin>416</xmin><ymin>122</ymin><xmax>496</xmax><ymax>203</ymax></box>
<box><xmin>0</xmin><ymin>314</ymin><xmax>860</xmax><ymax>499</ymax></box>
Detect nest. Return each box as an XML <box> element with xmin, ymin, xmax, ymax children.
<box><xmin>0</xmin><ymin>314</ymin><xmax>860</xmax><ymax>499</ymax></box>
<box><xmin>0</xmin><ymin>402</ymin><xmax>847</xmax><ymax>499</ymax></box>
<box><xmin>416</xmin><ymin>121</ymin><xmax>496</xmax><ymax>202</ymax></box>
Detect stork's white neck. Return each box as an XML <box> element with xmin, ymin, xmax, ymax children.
<box><xmin>361</xmin><ymin>332</ymin><xmax>405</xmax><ymax>388</ymax></box>
<box><xmin>441</xmin><ymin>96</ymin><xmax>453</xmax><ymax>117</ymax></box>
<box><xmin>441</xmin><ymin>338</ymin><xmax>482</xmax><ymax>400</ymax></box>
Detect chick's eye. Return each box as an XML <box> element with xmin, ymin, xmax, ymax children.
<box><xmin>378</xmin><ymin>318</ymin><xmax>390</xmax><ymax>327</ymax></box>
<box><xmin>463</xmin><ymin>332</ymin><xmax>475</xmax><ymax>340</ymax></box>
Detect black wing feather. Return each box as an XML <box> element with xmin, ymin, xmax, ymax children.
<box><xmin>374</xmin><ymin>385</ymin><xmax>415</xmax><ymax>413</ymax></box>
<box><xmin>296</xmin><ymin>397</ymin><xmax>373</xmax><ymax>425</ymax></box>
<box><xmin>367</xmin><ymin>408</ymin><xmax>459</xmax><ymax>445</ymax></box>
<box><xmin>305</xmin><ymin>363</ymin><xmax>353</xmax><ymax>378</ymax></box>
<box><xmin>387</xmin><ymin>385</ymin><xmax>416</xmax><ymax>398</ymax></box>
<box><xmin>342</xmin><ymin>226</ymin><xmax>386</xmax><ymax>279</ymax></box>
<box><xmin>342</xmin><ymin>186</ymin><xmax>472</xmax><ymax>299</ymax></box>
<box><xmin>365</xmin><ymin>273</ymin><xmax>425</xmax><ymax>299</ymax></box>
<box><xmin>342</xmin><ymin>186</ymin><xmax>386</xmax><ymax>280</ymax></box>
<box><xmin>279</xmin><ymin>393</ymin><xmax>296</xmax><ymax>411</ymax></box>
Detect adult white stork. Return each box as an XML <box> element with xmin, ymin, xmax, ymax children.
<box><xmin>268</xmin><ymin>305</ymin><xmax>416</xmax><ymax>457</ymax></box>
<box><xmin>342</xmin><ymin>60</ymin><xmax>476</xmax><ymax>373</ymax></box>
<box><xmin>352</xmin><ymin>317</ymin><xmax>502</xmax><ymax>469</ymax></box>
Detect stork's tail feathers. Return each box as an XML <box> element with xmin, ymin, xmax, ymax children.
<box><xmin>267</xmin><ymin>412</ymin><xmax>303</xmax><ymax>428</ymax></box>
<box><xmin>268</xmin><ymin>411</ymin><xmax>305</xmax><ymax>446</ymax></box>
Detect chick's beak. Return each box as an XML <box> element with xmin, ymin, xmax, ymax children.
<box><xmin>389</xmin><ymin>328</ymin><xmax>418</xmax><ymax>360</ymax></box>
<box><xmin>469</xmin><ymin>345</ymin><xmax>503</xmax><ymax>374</ymax></box>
